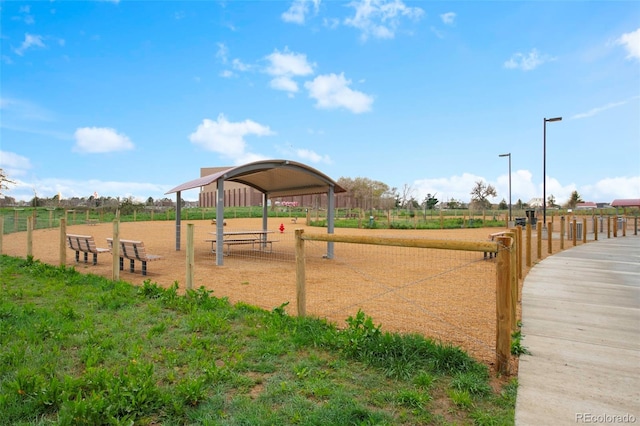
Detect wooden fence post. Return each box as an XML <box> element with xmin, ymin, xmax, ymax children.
<box><xmin>560</xmin><ymin>216</ymin><xmax>565</xmax><ymax>250</ymax></box>
<box><xmin>516</xmin><ymin>226</ymin><xmax>523</xmax><ymax>280</ymax></box>
<box><xmin>582</xmin><ymin>218</ymin><xmax>587</xmax><ymax>243</ymax></box>
<box><xmin>607</xmin><ymin>216</ymin><xmax>611</xmax><ymax>239</ymax></box>
<box><xmin>295</xmin><ymin>229</ymin><xmax>306</xmax><ymax>317</ymax></box>
<box><xmin>547</xmin><ymin>222</ymin><xmax>553</xmax><ymax>254</ymax></box>
<box><xmin>572</xmin><ymin>218</ymin><xmax>577</xmax><ymax>246</ymax></box>
<box><xmin>186</xmin><ymin>224</ymin><xmax>194</xmax><ymax>290</ymax></box>
<box><xmin>112</xmin><ymin>220</ymin><xmax>120</xmax><ymax>281</ymax></box>
<box><xmin>496</xmin><ymin>235</ymin><xmax>512</xmax><ymax>375</ymax></box>
<box><xmin>613</xmin><ymin>216</ymin><xmax>618</xmax><ymax>238</ymax></box>
<box><xmin>594</xmin><ymin>216</ymin><xmax>598</xmax><ymax>241</ymax></box>
<box><xmin>59</xmin><ymin>218</ymin><xmax>66</xmax><ymax>266</ymax></box>
<box><xmin>0</xmin><ymin>217</ymin><xmax>3</xmax><ymax>255</ymax></box>
<box><xmin>507</xmin><ymin>230</ymin><xmax>517</xmax><ymax>330</ymax></box>
<box><xmin>27</xmin><ymin>216</ymin><xmax>33</xmax><ymax>257</ymax></box>
<box><xmin>525</xmin><ymin>223</ymin><xmax>532</xmax><ymax>268</ymax></box>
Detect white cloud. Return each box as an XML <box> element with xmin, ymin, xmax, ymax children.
<box><xmin>216</xmin><ymin>42</ymin><xmax>229</xmax><ymax>64</ymax></box>
<box><xmin>440</xmin><ymin>12</ymin><xmax>456</xmax><ymax>25</ymax></box>
<box><xmin>304</xmin><ymin>73</ymin><xmax>374</xmax><ymax>113</ymax></box>
<box><xmin>282</xmin><ymin>0</ymin><xmax>320</xmax><ymax>24</ymax></box>
<box><xmin>571</xmin><ymin>100</ymin><xmax>628</xmax><ymax>120</ymax></box>
<box><xmin>344</xmin><ymin>0</ymin><xmax>424</xmax><ymax>41</ymax></box>
<box><xmin>0</xmin><ymin>150</ymin><xmax>32</xmax><ymax>177</ymax></box>
<box><xmin>14</xmin><ymin>33</ymin><xmax>45</xmax><ymax>56</ymax></box>
<box><xmin>16</xmin><ymin>5</ymin><xmax>35</xmax><ymax>24</ymax></box>
<box><xmin>265</xmin><ymin>48</ymin><xmax>315</xmax><ymax>94</ymax></box>
<box><xmin>73</xmin><ymin>127</ymin><xmax>135</xmax><ymax>153</ymax></box>
<box><xmin>504</xmin><ymin>48</ymin><xmax>554</xmax><ymax>71</ymax></box>
<box><xmin>616</xmin><ymin>28</ymin><xmax>640</xmax><ymax>61</ymax></box>
<box><xmin>582</xmin><ymin>176</ymin><xmax>640</xmax><ymax>200</ymax></box>
<box><xmin>296</xmin><ymin>148</ymin><xmax>332</xmax><ymax>164</ymax></box>
<box><xmin>189</xmin><ymin>114</ymin><xmax>275</xmax><ymax>162</ymax></box>
<box><xmin>6</xmin><ymin>177</ymin><xmax>170</xmax><ymax>203</ymax></box>
<box><xmin>0</xmin><ymin>97</ymin><xmax>54</xmax><ymax>122</ymax></box>
<box><xmin>413</xmin><ymin>173</ymin><xmax>482</xmax><ymax>205</ymax></box>
<box><xmin>270</xmin><ymin>76</ymin><xmax>299</xmax><ymax>93</ymax></box>
<box><xmin>232</xmin><ymin>58</ymin><xmax>252</xmax><ymax>72</ymax></box>
<box><xmin>265</xmin><ymin>49</ymin><xmax>314</xmax><ymax>77</ymax></box>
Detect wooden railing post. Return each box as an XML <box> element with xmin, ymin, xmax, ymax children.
<box><xmin>594</xmin><ymin>216</ymin><xmax>598</xmax><ymax>241</ymax></box>
<box><xmin>516</xmin><ymin>226</ymin><xmax>523</xmax><ymax>280</ymax></box>
<box><xmin>547</xmin><ymin>222</ymin><xmax>553</xmax><ymax>254</ymax></box>
<box><xmin>295</xmin><ymin>229</ymin><xmax>306</xmax><ymax>317</ymax></box>
<box><xmin>507</xmin><ymin>230</ymin><xmax>517</xmax><ymax>330</ymax></box>
<box><xmin>613</xmin><ymin>216</ymin><xmax>618</xmax><ymax>238</ymax></box>
<box><xmin>572</xmin><ymin>218</ymin><xmax>577</xmax><ymax>246</ymax></box>
<box><xmin>112</xmin><ymin>220</ymin><xmax>120</xmax><ymax>281</ymax></box>
<box><xmin>582</xmin><ymin>218</ymin><xmax>587</xmax><ymax>243</ymax></box>
<box><xmin>496</xmin><ymin>235</ymin><xmax>512</xmax><ymax>375</ymax></box>
<box><xmin>186</xmin><ymin>224</ymin><xmax>194</xmax><ymax>290</ymax></box>
<box><xmin>560</xmin><ymin>216</ymin><xmax>565</xmax><ymax>250</ymax></box>
<box><xmin>537</xmin><ymin>221</ymin><xmax>542</xmax><ymax>260</ymax></box>
<box><xmin>607</xmin><ymin>216</ymin><xmax>611</xmax><ymax>239</ymax></box>
<box><xmin>27</xmin><ymin>216</ymin><xmax>33</xmax><ymax>257</ymax></box>
<box><xmin>59</xmin><ymin>218</ymin><xmax>67</xmax><ymax>266</ymax></box>
<box><xmin>525</xmin><ymin>223</ymin><xmax>532</xmax><ymax>268</ymax></box>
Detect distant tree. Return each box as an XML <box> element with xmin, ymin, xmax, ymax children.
<box><xmin>446</xmin><ymin>197</ymin><xmax>461</xmax><ymax>209</ymax></box>
<box><xmin>498</xmin><ymin>198</ymin><xmax>508</xmax><ymax>210</ymax></box>
<box><xmin>397</xmin><ymin>184</ymin><xmax>415</xmax><ymax>209</ymax></box>
<box><xmin>337</xmin><ymin>177</ymin><xmax>390</xmax><ymax>211</ymax></box>
<box><xmin>424</xmin><ymin>193</ymin><xmax>439</xmax><ymax>210</ymax></box>
<box><xmin>516</xmin><ymin>199</ymin><xmax>524</xmax><ymax>209</ymax></box>
<box><xmin>547</xmin><ymin>194</ymin><xmax>557</xmax><ymax>208</ymax></box>
<box><xmin>470</xmin><ymin>180</ymin><xmax>497</xmax><ymax>210</ymax></box>
<box><xmin>147</xmin><ymin>197</ymin><xmax>154</xmax><ymax>205</ymax></box>
<box><xmin>0</xmin><ymin>168</ymin><xmax>15</xmax><ymax>196</ymax></box>
<box><xmin>565</xmin><ymin>191</ymin><xmax>583</xmax><ymax>209</ymax></box>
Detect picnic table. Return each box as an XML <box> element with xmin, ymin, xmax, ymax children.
<box><xmin>206</xmin><ymin>230</ymin><xmax>277</xmax><ymax>255</ymax></box>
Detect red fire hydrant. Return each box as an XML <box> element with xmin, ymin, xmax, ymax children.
<box><xmin>279</xmin><ymin>223</ymin><xmax>285</xmax><ymax>233</ymax></box>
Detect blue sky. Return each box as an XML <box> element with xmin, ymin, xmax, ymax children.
<box><xmin>1</xmin><ymin>0</ymin><xmax>639</xmax><ymax>205</ymax></box>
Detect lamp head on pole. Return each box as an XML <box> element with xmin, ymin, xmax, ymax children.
<box><xmin>499</xmin><ymin>153</ymin><xmax>510</xmax><ymax>158</ymax></box>
<box><xmin>544</xmin><ymin>117</ymin><xmax>562</xmax><ymax>123</ymax></box>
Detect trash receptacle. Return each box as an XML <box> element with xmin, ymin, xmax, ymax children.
<box><xmin>525</xmin><ymin>209</ymin><xmax>537</xmax><ymax>229</ymax></box>
<box><xmin>568</xmin><ymin>221</ymin><xmax>583</xmax><ymax>239</ymax></box>
<box><xmin>515</xmin><ymin>217</ymin><xmax>527</xmax><ymax>227</ymax></box>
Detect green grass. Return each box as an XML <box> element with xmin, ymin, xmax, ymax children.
<box><xmin>0</xmin><ymin>254</ymin><xmax>516</xmax><ymax>425</ymax></box>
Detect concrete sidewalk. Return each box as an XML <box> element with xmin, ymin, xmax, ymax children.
<box><xmin>515</xmin><ymin>236</ymin><xmax>640</xmax><ymax>425</ymax></box>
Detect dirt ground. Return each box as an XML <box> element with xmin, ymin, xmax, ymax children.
<box><xmin>2</xmin><ymin>217</ymin><xmax>565</xmax><ymax>373</ymax></box>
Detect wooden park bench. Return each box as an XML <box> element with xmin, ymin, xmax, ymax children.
<box><xmin>66</xmin><ymin>234</ymin><xmax>110</xmax><ymax>265</ymax></box>
<box><xmin>106</xmin><ymin>238</ymin><xmax>162</xmax><ymax>276</ymax></box>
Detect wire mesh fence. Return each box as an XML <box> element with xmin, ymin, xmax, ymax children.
<box><xmin>1</xmin><ymin>212</ymin><xmax>635</xmax><ymax>371</ymax></box>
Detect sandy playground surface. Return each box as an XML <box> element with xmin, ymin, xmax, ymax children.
<box><xmin>3</xmin><ymin>217</ymin><xmax>560</xmax><ymax>371</ymax></box>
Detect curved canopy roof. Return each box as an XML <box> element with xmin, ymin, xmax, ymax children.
<box><xmin>166</xmin><ymin>159</ymin><xmax>345</xmax><ymax>197</ymax></box>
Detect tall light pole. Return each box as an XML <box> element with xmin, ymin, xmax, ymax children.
<box><xmin>499</xmin><ymin>153</ymin><xmax>511</xmax><ymax>223</ymax></box>
<box><xmin>543</xmin><ymin>117</ymin><xmax>562</xmax><ymax>232</ymax></box>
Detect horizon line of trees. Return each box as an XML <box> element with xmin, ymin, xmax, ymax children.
<box><xmin>1</xmin><ymin>168</ymin><xmax>589</xmax><ymax>212</ymax></box>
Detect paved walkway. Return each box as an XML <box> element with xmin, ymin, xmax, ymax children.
<box><xmin>515</xmin><ymin>235</ymin><xmax>640</xmax><ymax>425</ymax></box>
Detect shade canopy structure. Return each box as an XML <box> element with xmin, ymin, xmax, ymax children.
<box><xmin>165</xmin><ymin>159</ymin><xmax>346</xmax><ymax>265</ymax></box>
